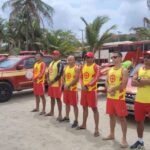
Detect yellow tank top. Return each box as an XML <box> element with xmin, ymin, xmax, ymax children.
<box><xmin>136</xmin><ymin>67</ymin><xmax>150</xmax><ymax>103</ymax></box>
<box><xmin>33</xmin><ymin>62</ymin><xmax>46</xmax><ymax>84</ymax></box>
<box><xmin>48</xmin><ymin>60</ymin><xmax>61</xmax><ymax>87</ymax></box>
<box><xmin>82</xmin><ymin>63</ymin><xmax>97</xmax><ymax>91</ymax></box>
<box><xmin>107</xmin><ymin>67</ymin><xmax>126</xmax><ymax>100</ymax></box>
<box><xmin>64</xmin><ymin>65</ymin><xmax>78</xmax><ymax>91</ymax></box>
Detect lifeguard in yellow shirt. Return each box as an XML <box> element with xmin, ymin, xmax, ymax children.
<box><xmin>103</xmin><ymin>51</ymin><xmax>128</xmax><ymax>148</ymax></box>
<box><xmin>61</xmin><ymin>55</ymin><xmax>80</xmax><ymax>128</ymax></box>
<box><xmin>31</xmin><ymin>53</ymin><xmax>46</xmax><ymax>115</ymax></box>
<box><xmin>130</xmin><ymin>51</ymin><xmax>150</xmax><ymax>149</ymax></box>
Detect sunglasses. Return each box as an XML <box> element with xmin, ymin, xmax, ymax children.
<box><xmin>144</xmin><ymin>55</ymin><xmax>150</xmax><ymax>59</ymax></box>
<box><xmin>111</xmin><ymin>56</ymin><xmax>118</xmax><ymax>59</ymax></box>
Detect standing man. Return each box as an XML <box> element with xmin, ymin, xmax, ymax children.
<box><xmin>103</xmin><ymin>51</ymin><xmax>128</xmax><ymax>148</ymax></box>
<box><xmin>46</xmin><ymin>50</ymin><xmax>64</xmax><ymax>121</ymax></box>
<box><xmin>31</xmin><ymin>53</ymin><xmax>46</xmax><ymax>115</ymax></box>
<box><xmin>61</xmin><ymin>55</ymin><xmax>80</xmax><ymax>128</ymax></box>
<box><xmin>130</xmin><ymin>51</ymin><xmax>150</xmax><ymax>149</ymax></box>
<box><xmin>78</xmin><ymin>51</ymin><xmax>100</xmax><ymax>137</ymax></box>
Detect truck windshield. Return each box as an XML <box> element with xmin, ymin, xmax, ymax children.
<box><xmin>0</xmin><ymin>57</ymin><xmax>21</xmax><ymax>68</ymax></box>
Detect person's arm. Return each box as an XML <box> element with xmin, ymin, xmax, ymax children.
<box><xmin>38</xmin><ymin>62</ymin><xmax>46</xmax><ymax>78</ymax></box>
<box><xmin>62</xmin><ymin>66</ymin><xmax>66</xmax><ymax>85</ymax></box>
<box><xmin>131</xmin><ymin>69</ymin><xmax>150</xmax><ymax>87</ymax></box>
<box><xmin>86</xmin><ymin>64</ymin><xmax>100</xmax><ymax>87</ymax></box>
<box><xmin>80</xmin><ymin>65</ymin><xmax>83</xmax><ymax>85</ymax></box>
<box><xmin>52</xmin><ymin>62</ymin><xmax>64</xmax><ymax>83</ymax></box>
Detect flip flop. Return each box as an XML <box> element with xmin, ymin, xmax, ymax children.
<box><xmin>45</xmin><ymin>113</ymin><xmax>53</xmax><ymax>116</ymax></box>
<box><xmin>76</xmin><ymin>126</ymin><xmax>86</xmax><ymax>130</ymax></box>
<box><xmin>94</xmin><ymin>131</ymin><xmax>100</xmax><ymax>137</ymax></box>
<box><xmin>120</xmin><ymin>143</ymin><xmax>128</xmax><ymax>148</ymax></box>
<box><xmin>102</xmin><ymin>136</ymin><xmax>115</xmax><ymax>140</ymax></box>
<box><xmin>31</xmin><ymin>109</ymin><xmax>39</xmax><ymax>112</ymax></box>
<box><xmin>39</xmin><ymin>112</ymin><xmax>46</xmax><ymax>115</ymax></box>
<box><xmin>56</xmin><ymin>117</ymin><xmax>63</xmax><ymax>122</ymax></box>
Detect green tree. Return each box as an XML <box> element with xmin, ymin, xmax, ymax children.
<box><xmin>2</xmin><ymin>0</ymin><xmax>54</xmax><ymax>50</ymax></box>
<box><xmin>81</xmin><ymin>16</ymin><xmax>116</xmax><ymax>53</ymax></box>
<box><xmin>46</xmin><ymin>30</ymin><xmax>81</xmax><ymax>56</ymax></box>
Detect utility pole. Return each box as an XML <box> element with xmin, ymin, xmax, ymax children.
<box><xmin>117</xmin><ymin>31</ymin><xmax>122</xmax><ymax>41</ymax></box>
<box><xmin>79</xmin><ymin>29</ymin><xmax>84</xmax><ymax>47</ymax></box>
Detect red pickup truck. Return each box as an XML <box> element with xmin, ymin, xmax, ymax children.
<box><xmin>0</xmin><ymin>55</ymin><xmax>52</xmax><ymax>102</ymax></box>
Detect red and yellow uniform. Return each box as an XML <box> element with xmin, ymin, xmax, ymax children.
<box><xmin>63</xmin><ymin>65</ymin><xmax>79</xmax><ymax>106</ymax></box>
<box><xmin>48</xmin><ymin>60</ymin><xmax>63</xmax><ymax>99</ymax></box>
<box><xmin>135</xmin><ymin>67</ymin><xmax>150</xmax><ymax>121</ymax></box>
<box><xmin>106</xmin><ymin>67</ymin><xmax>128</xmax><ymax>117</ymax></box>
<box><xmin>80</xmin><ymin>63</ymin><xmax>100</xmax><ymax>108</ymax></box>
<box><xmin>33</xmin><ymin>61</ymin><xmax>46</xmax><ymax>96</ymax></box>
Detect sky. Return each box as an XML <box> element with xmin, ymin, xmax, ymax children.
<box><xmin>0</xmin><ymin>0</ymin><xmax>150</xmax><ymax>40</ymax></box>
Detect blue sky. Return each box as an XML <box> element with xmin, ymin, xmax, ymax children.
<box><xmin>0</xmin><ymin>0</ymin><xmax>149</xmax><ymax>40</ymax></box>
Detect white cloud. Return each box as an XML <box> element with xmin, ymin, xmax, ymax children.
<box><xmin>0</xmin><ymin>0</ymin><xmax>150</xmax><ymax>39</ymax></box>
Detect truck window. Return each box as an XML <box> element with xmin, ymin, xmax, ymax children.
<box><xmin>24</xmin><ymin>58</ymin><xmax>35</xmax><ymax>69</ymax></box>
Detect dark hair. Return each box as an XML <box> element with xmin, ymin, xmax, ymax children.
<box><xmin>113</xmin><ymin>51</ymin><xmax>122</xmax><ymax>57</ymax></box>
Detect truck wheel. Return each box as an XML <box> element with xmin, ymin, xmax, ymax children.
<box><xmin>0</xmin><ymin>82</ymin><xmax>12</xmax><ymax>102</ymax></box>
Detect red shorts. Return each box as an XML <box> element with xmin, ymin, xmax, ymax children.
<box><xmin>63</xmin><ymin>90</ymin><xmax>78</xmax><ymax>106</ymax></box>
<box><xmin>106</xmin><ymin>99</ymin><xmax>128</xmax><ymax>117</ymax></box>
<box><xmin>80</xmin><ymin>91</ymin><xmax>97</xmax><ymax>108</ymax></box>
<box><xmin>48</xmin><ymin>86</ymin><xmax>62</xmax><ymax>99</ymax></box>
<box><xmin>135</xmin><ymin>102</ymin><xmax>150</xmax><ymax>122</ymax></box>
<box><xmin>33</xmin><ymin>83</ymin><xmax>45</xmax><ymax>96</ymax></box>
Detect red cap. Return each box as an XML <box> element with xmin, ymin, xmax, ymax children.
<box><xmin>85</xmin><ymin>52</ymin><xmax>94</xmax><ymax>58</ymax></box>
<box><xmin>144</xmin><ymin>51</ymin><xmax>150</xmax><ymax>55</ymax></box>
<box><xmin>52</xmin><ymin>50</ymin><xmax>60</xmax><ymax>56</ymax></box>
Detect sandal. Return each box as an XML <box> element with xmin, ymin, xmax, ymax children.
<box><xmin>59</xmin><ymin>117</ymin><xmax>70</xmax><ymax>122</ymax></box>
<box><xmin>56</xmin><ymin>117</ymin><xmax>63</xmax><ymax>122</ymax></box>
<box><xmin>39</xmin><ymin>112</ymin><xmax>46</xmax><ymax>115</ymax></box>
<box><xmin>94</xmin><ymin>131</ymin><xmax>100</xmax><ymax>137</ymax></box>
<box><xmin>76</xmin><ymin>126</ymin><xmax>86</xmax><ymax>130</ymax></box>
<box><xmin>45</xmin><ymin>113</ymin><xmax>53</xmax><ymax>116</ymax></box>
<box><xmin>31</xmin><ymin>109</ymin><xmax>39</xmax><ymax>112</ymax></box>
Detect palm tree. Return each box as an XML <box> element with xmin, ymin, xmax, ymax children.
<box><xmin>0</xmin><ymin>17</ymin><xmax>5</xmax><ymax>41</ymax></box>
<box><xmin>2</xmin><ymin>0</ymin><xmax>54</xmax><ymax>50</ymax></box>
<box><xmin>81</xmin><ymin>16</ymin><xmax>116</xmax><ymax>53</ymax></box>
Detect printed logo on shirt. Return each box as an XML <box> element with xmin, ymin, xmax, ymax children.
<box><xmin>83</xmin><ymin>72</ymin><xmax>90</xmax><ymax>79</ymax></box>
<box><xmin>110</xmin><ymin>74</ymin><xmax>116</xmax><ymax>83</ymax></box>
<box><xmin>66</xmin><ymin>73</ymin><xmax>71</xmax><ymax>80</ymax></box>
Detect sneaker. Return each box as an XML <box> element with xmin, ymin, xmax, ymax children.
<box><xmin>130</xmin><ymin>141</ymin><xmax>144</xmax><ymax>149</ymax></box>
<box><xmin>60</xmin><ymin>117</ymin><xmax>70</xmax><ymax>122</ymax></box>
<box><xmin>71</xmin><ymin>120</ymin><xmax>78</xmax><ymax>128</ymax></box>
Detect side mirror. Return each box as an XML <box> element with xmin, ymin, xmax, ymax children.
<box><xmin>16</xmin><ymin>64</ymin><xmax>24</xmax><ymax>70</ymax></box>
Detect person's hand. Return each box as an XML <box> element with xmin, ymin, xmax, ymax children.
<box><xmin>107</xmin><ymin>87</ymin><xmax>116</xmax><ymax>96</ymax></box>
<box><xmin>48</xmin><ymin>80</ymin><xmax>54</xmax><ymax>86</ymax></box>
<box><xmin>64</xmin><ymin>84</ymin><xmax>70</xmax><ymax>90</ymax></box>
<box><xmin>82</xmin><ymin>85</ymin><xmax>88</xmax><ymax>91</ymax></box>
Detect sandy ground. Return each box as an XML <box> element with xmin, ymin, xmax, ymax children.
<box><xmin>0</xmin><ymin>90</ymin><xmax>149</xmax><ymax>150</ymax></box>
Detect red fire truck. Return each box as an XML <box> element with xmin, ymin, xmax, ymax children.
<box><xmin>95</xmin><ymin>40</ymin><xmax>150</xmax><ymax>65</ymax></box>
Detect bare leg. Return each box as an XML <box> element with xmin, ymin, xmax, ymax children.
<box><xmin>79</xmin><ymin>106</ymin><xmax>88</xmax><ymax>129</ymax></box>
<box><xmin>66</xmin><ymin>104</ymin><xmax>70</xmax><ymax>118</ymax></box>
<box><xmin>73</xmin><ymin>105</ymin><xmax>78</xmax><ymax>122</ymax></box>
<box><xmin>103</xmin><ymin>115</ymin><xmax>116</xmax><ymax>140</ymax></box>
<box><xmin>92</xmin><ymin>107</ymin><xmax>99</xmax><ymax>136</ymax></box>
<box><xmin>32</xmin><ymin>95</ymin><xmax>40</xmax><ymax>111</ymax></box>
<box><xmin>137</xmin><ymin>121</ymin><xmax>144</xmax><ymax>138</ymax></box>
<box><xmin>46</xmin><ymin>97</ymin><xmax>55</xmax><ymax>116</ymax></box>
<box><xmin>40</xmin><ymin>95</ymin><xmax>46</xmax><ymax>113</ymax></box>
<box><xmin>119</xmin><ymin>116</ymin><xmax>128</xmax><ymax>147</ymax></box>
<box><xmin>56</xmin><ymin>98</ymin><xmax>62</xmax><ymax>119</ymax></box>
